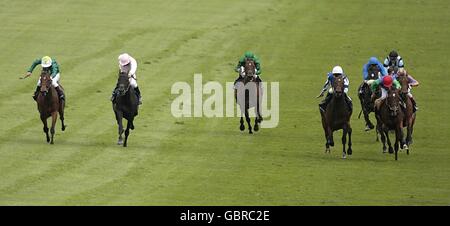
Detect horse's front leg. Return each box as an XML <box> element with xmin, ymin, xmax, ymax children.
<box><xmin>124</xmin><ymin>119</ymin><xmax>132</xmax><ymax>147</ymax></box>
<box><xmin>384</xmin><ymin>125</ymin><xmax>394</xmax><ymax>154</ymax></box>
<box><xmin>347</xmin><ymin>125</ymin><xmax>353</xmax><ymax>155</ymax></box>
<box><xmin>116</xmin><ymin>111</ymin><xmax>124</xmax><ymax>145</ymax></box>
<box><xmin>240</xmin><ymin>116</ymin><xmax>245</xmax><ymax>131</ymax></box>
<box><xmin>41</xmin><ymin>115</ymin><xmax>50</xmax><ymax>143</ymax></box>
<box><xmin>59</xmin><ymin>100</ymin><xmax>66</xmax><ymax>131</ymax></box>
<box><xmin>245</xmin><ymin>108</ymin><xmax>252</xmax><ymax>134</ymax></box>
<box><xmin>342</xmin><ymin>126</ymin><xmax>348</xmax><ymax>159</ymax></box>
<box><xmin>379</xmin><ymin>125</ymin><xmax>387</xmax><ymax>153</ymax></box>
<box><xmin>363</xmin><ymin>111</ymin><xmax>374</xmax><ymax>131</ymax></box>
<box><xmin>50</xmin><ymin>112</ymin><xmax>57</xmax><ymax>144</ymax></box>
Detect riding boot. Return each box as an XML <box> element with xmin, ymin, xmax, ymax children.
<box><xmin>410</xmin><ymin>96</ymin><xmax>418</xmax><ymax>112</ymax></box>
<box><xmin>33</xmin><ymin>86</ymin><xmax>40</xmax><ymax>101</ymax></box>
<box><xmin>319</xmin><ymin>93</ymin><xmax>332</xmax><ymax>113</ymax></box>
<box><xmin>55</xmin><ymin>86</ymin><xmax>65</xmax><ymax>101</ymax></box>
<box><xmin>134</xmin><ymin>87</ymin><xmax>142</xmax><ymax>105</ymax></box>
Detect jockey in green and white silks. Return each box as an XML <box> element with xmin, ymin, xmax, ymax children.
<box><xmin>233</xmin><ymin>51</ymin><xmax>262</xmax><ymax>88</ymax></box>
<box><xmin>111</xmin><ymin>53</ymin><xmax>142</xmax><ymax>105</ymax></box>
<box><xmin>25</xmin><ymin>56</ymin><xmax>64</xmax><ymax>101</ymax></box>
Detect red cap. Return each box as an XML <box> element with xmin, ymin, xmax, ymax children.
<box><xmin>383</xmin><ymin>76</ymin><xmax>394</xmax><ymax>88</ymax></box>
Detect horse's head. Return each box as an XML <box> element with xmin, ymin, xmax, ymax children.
<box><xmin>396</xmin><ymin>70</ymin><xmax>409</xmax><ymax>95</ymax></box>
<box><xmin>39</xmin><ymin>71</ymin><xmax>52</xmax><ymax>95</ymax></box>
<box><xmin>117</xmin><ymin>71</ymin><xmax>130</xmax><ymax>96</ymax></box>
<box><xmin>386</xmin><ymin>87</ymin><xmax>400</xmax><ymax>117</ymax></box>
<box><xmin>243</xmin><ymin>58</ymin><xmax>256</xmax><ymax>83</ymax></box>
<box><xmin>367</xmin><ymin>64</ymin><xmax>381</xmax><ymax>80</ymax></box>
<box><xmin>333</xmin><ymin>75</ymin><xmax>345</xmax><ymax>98</ymax></box>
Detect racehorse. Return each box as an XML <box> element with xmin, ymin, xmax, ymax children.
<box><xmin>358</xmin><ymin>68</ymin><xmax>381</xmax><ymax>137</ymax></box>
<box><xmin>375</xmin><ymin>87</ymin><xmax>407</xmax><ymax>160</ymax></box>
<box><xmin>397</xmin><ymin>73</ymin><xmax>416</xmax><ymax>149</ymax></box>
<box><xmin>37</xmin><ymin>71</ymin><xmax>66</xmax><ymax>144</ymax></box>
<box><xmin>234</xmin><ymin>58</ymin><xmax>263</xmax><ymax>134</ymax></box>
<box><xmin>113</xmin><ymin>71</ymin><xmax>139</xmax><ymax>147</ymax></box>
<box><xmin>320</xmin><ymin>75</ymin><xmax>353</xmax><ymax>159</ymax></box>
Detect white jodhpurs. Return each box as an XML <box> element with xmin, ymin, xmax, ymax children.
<box><xmin>37</xmin><ymin>73</ymin><xmax>60</xmax><ymax>87</ymax></box>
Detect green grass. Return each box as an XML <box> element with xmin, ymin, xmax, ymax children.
<box><xmin>0</xmin><ymin>0</ymin><xmax>449</xmax><ymax>205</ymax></box>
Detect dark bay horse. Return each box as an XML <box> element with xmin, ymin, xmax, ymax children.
<box><xmin>397</xmin><ymin>73</ymin><xmax>416</xmax><ymax>150</ymax></box>
<box><xmin>234</xmin><ymin>58</ymin><xmax>263</xmax><ymax>134</ymax></box>
<box><xmin>375</xmin><ymin>87</ymin><xmax>407</xmax><ymax>160</ymax></box>
<box><xmin>113</xmin><ymin>72</ymin><xmax>139</xmax><ymax>147</ymax></box>
<box><xmin>37</xmin><ymin>71</ymin><xmax>66</xmax><ymax>144</ymax></box>
<box><xmin>358</xmin><ymin>69</ymin><xmax>381</xmax><ymax>136</ymax></box>
<box><xmin>320</xmin><ymin>75</ymin><xmax>353</xmax><ymax>158</ymax></box>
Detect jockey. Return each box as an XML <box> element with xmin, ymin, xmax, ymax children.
<box><xmin>383</xmin><ymin>50</ymin><xmax>404</xmax><ymax>73</ymax></box>
<box><xmin>24</xmin><ymin>56</ymin><xmax>64</xmax><ymax>101</ymax></box>
<box><xmin>234</xmin><ymin>51</ymin><xmax>262</xmax><ymax>86</ymax></box>
<box><xmin>395</xmin><ymin>68</ymin><xmax>419</xmax><ymax>111</ymax></box>
<box><xmin>363</xmin><ymin>57</ymin><xmax>388</xmax><ymax>85</ymax></box>
<box><xmin>371</xmin><ymin>75</ymin><xmax>401</xmax><ymax>111</ymax></box>
<box><xmin>111</xmin><ymin>53</ymin><xmax>142</xmax><ymax>105</ymax></box>
<box><xmin>317</xmin><ymin>66</ymin><xmax>352</xmax><ymax>113</ymax></box>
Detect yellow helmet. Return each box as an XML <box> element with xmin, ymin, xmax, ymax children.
<box><xmin>41</xmin><ymin>56</ymin><xmax>52</xmax><ymax>68</ymax></box>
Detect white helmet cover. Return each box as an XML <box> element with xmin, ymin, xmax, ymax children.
<box><xmin>332</xmin><ymin>66</ymin><xmax>343</xmax><ymax>75</ymax></box>
<box><xmin>118</xmin><ymin>53</ymin><xmax>131</xmax><ymax>66</ymax></box>
<box><xmin>41</xmin><ymin>56</ymin><xmax>52</xmax><ymax>68</ymax></box>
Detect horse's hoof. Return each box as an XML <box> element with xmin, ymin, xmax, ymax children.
<box><xmin>389</xmin><ymin>147</ymin><xmax>394</xmax><ymax>154</ymax></box>
<box><xmin>62</xmin><ymin>126</ymin><xmax>66</xmax><ymax>131</ymax></box>
<box><xmin>403</xmin><ymin>144</ymin><xmax>408</xmax><ymax>150</ymax></box>
<box><xmin>123</xmin><ymin>143</ymin><xmax>127</xmax><ymax>147</ymax></box>
<box><xmin>330</xmin><ymin>142</ymin><xmax>335</xmax><ymax>147</ymax></box>
<box><xmin>342</xmin><ymin>154</ymin><xmax>347</xmax><ymax>159</ymax></box>
<box><xmin>383</xmin><ymin>147</ymin><xmax>387</xmax><ymax>154</ymax></box>
<box><xmin>407</xmin><ymin>149</ymin><xmax>410</xmax><ymax>155</ymax></box>
<box><xmin>347</xmin><ymin>148</ymin><xmax>352</xmax><ymax>155</ymax></box>
<box><xmin>249</xmin><ymin>131</ymin><xmax>253</xmax><ymax>134</ymax></box>
<box><xmin>240</xmin><ymin>125</ymin><xmax>245</xmax><ymax>131</ymax></box>
<box><xmin>254</xmin><ymin>124</ymin><xmax>259</xmax><ymax>131</ymax></box>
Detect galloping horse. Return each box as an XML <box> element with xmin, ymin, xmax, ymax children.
<box><xmin>234</xmin><ymin>58</ymin><xmax>263</xmax><ymax>134</ymax></box>
<box><xmin>397</xmin><ymin>73</ymin><xmax>416</xmax><ymax>148</ymax></box>
<box><xmin>358</xmin><ymin>69</ymin><xmax>381</xmax><ymax>134</ymax></box>
<box><xmin>320</xmin><ymin>75</ymin><xmax>353</xmax><ymax>158</ymax></box>
<box><xmin>375</xmin><ymin>87</ymin><xmax>407</xmax><ymax>160</ymax></box>
<box><xmin>113</xmin><ymin>71</ymin><xmax>139</xmax><ymax>147</ymax></box>
<box><xmin>37</xmin><ymin>71</ymin><xmax>66</xmax><ymax>144</ymax></box>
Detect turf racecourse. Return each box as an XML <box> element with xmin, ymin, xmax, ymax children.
<box><xmin>0</xmin><ymin>0</ymin><xmax>449</xmax><ymax>205</ymax></box>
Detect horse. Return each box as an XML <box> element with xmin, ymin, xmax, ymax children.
<box><xmin>320</xmin><ymin>75</ymin><xmax>353</xmax><ymax>159</ymax></box>
<box><xmin>375</xmin><ymin>87</ymin><xmax>407</xmax><ymax>160</ymax></box>
<box><xmin>234</xmin><ymin>58</ymin><xmax>263</xmax><ymax>134</ymax></box>
<box><xmin>37</xmin><ymin>71</ymin><xmax>66</xmax><ymax>144</ymax></box>
<box><xmin>397</xmin><ymin>73</ymin><xmax>416</xmax><ymax>150</ymax></box>
<box><xmin>357</xmin><ymin>69</ymin><xmax>381</xmax><ymax>138</ymax></box>
<box><xmin>112</xmin><ymin>71</ymin><xmax>139</xmax><ymax>147</ymax></box>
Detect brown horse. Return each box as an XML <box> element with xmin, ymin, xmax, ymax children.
<box><xmin>397</xmin><ymin>73</ymin><xmax>416</xmax><ymax>150</ymax></box>
<box><xmin>234</xmin><ymin>58</ymin><xmax>263</xmax><ymax>134</ymax></box>
<box><xmin>113</xmin><ymin>72</ymin><xmax>139</xmax><ymax>147</ymax></box>
<box><xmin>375</xmin><ymin>87</ymin><xmax>406</xmax><ymax>160</ymax></box>
<box><xmin>320</xmin><ymin>75</ymin><xmax>353</xmax><ymax>158</ymax></box>
<box><xmin>37</xmin><ymin>71</ymin><xmax>66</xmax><ymax>144</ymax></box>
